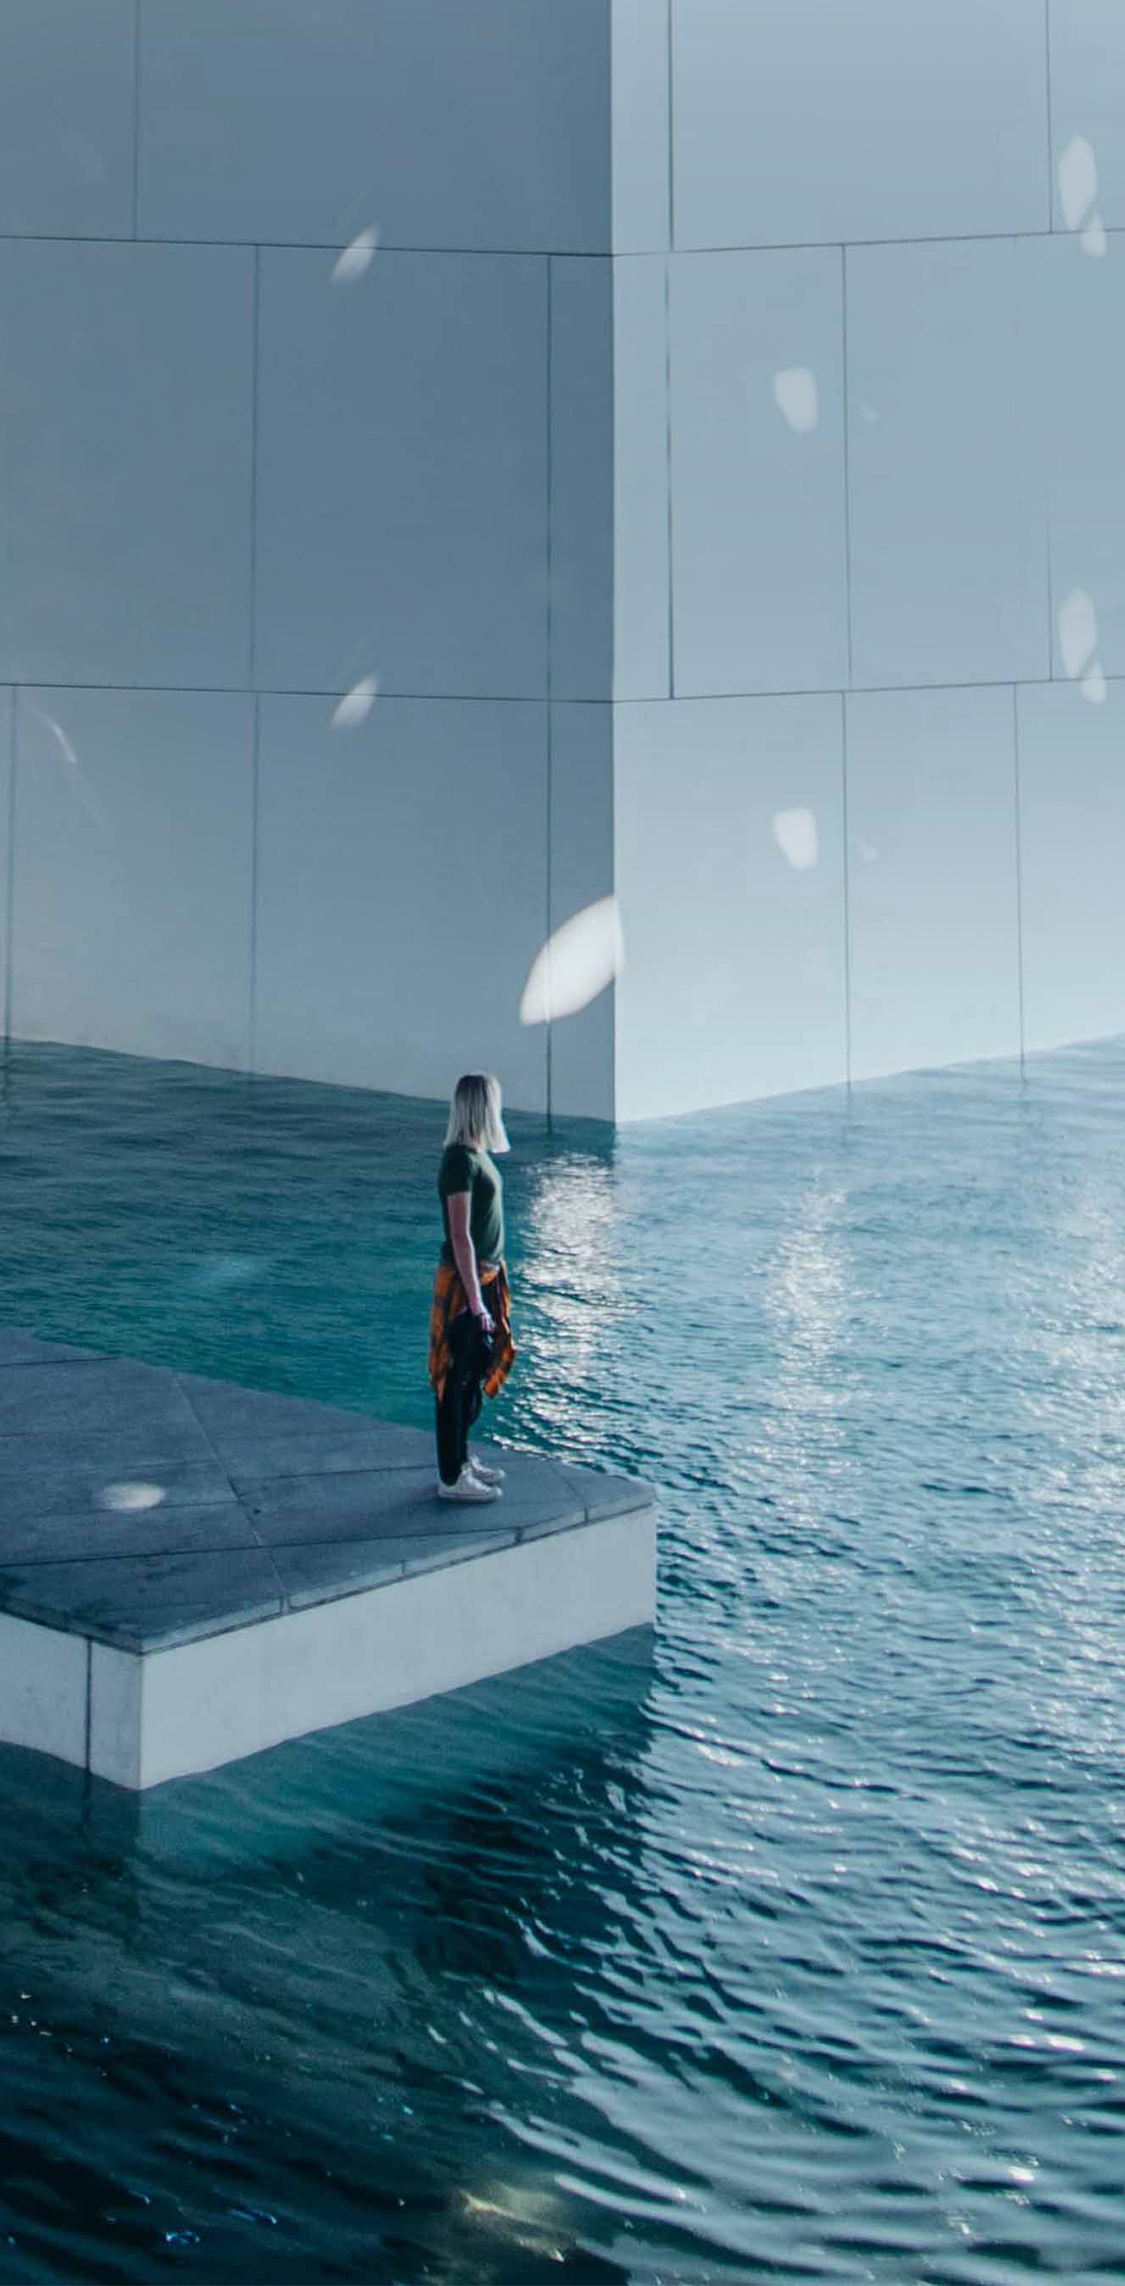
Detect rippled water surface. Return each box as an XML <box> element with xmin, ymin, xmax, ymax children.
<box><xmin>2</xmin><ymin>1036</ymin><xmax>1125</xmax><ymax>2283</ymax></box>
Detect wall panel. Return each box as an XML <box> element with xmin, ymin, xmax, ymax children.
<box><xmin>0</xmin><ymin>0</ymin><xmax>135</xmax><ymax>238</ymax></box>
<box><xmin>669</xmin><ymin>246</ymin><xmax>847</xmax><ymax>697</ymax></box>
<box><xmin>254</xmin><ymin>248</ymin><xmax>548</xmax><ymax>699</ymax></box>
<box><xmin>847</xmin><ymin>238</ymin><xmax>1048</xmax><ymax>692</ymax></box>
<box><xmin>844</xmin><ymin>686</ymin><xmax>1021</xmax><ymax>1085</ymax></box>
<box><xmin>1016</xmin><ymin>680</ymin><xmax>1125</xmax><ymax>1053</ymax></box>
<box><xmin>254</xmin><ymin>695</ymin><xmax>548</xmax><ymax>1111</ymax></box>
<box><xmin>140</xmin><ymin>0</ymin><xmax>610</xmax><ymax>251</ymax></box>
<box><xmin>0</xmin><ymin>241</ymin><xmax>254</xmax><ymax>690</ymax></box>
<box><xmin>11</xmin><ymin>688</ymin><xmax>255</xmax><ymax>1070</ymax></box>
<box><xmin>673</xmin><ymin>0</ymin><xmax>1049</xmax><ymax>250</ymax></box>
<box><xmin>614</xmin><ymin>694</ymin><xmax>846</xmax><ymax>1120</ymax></box>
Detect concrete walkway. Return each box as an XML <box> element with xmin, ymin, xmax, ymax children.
<box><xmin>0</xmin><ymin>1327</ymin><xmax>657</xmax><ymax>1789</ymax></box>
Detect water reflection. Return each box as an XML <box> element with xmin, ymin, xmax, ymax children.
<box><xmin>519</xmin><ymin>1147</ymin><xmax>623</xmax><ymax>1451</ymax></box>
<box><xmin>0</xmin><ymin>1628</ymin><xmax>656</xmax><ymax>2281</ymax></box>
<box><xmin>3</xmin><ymin>1046</ymin><xmax>1125</xmax><ymax>2275</ymax></box>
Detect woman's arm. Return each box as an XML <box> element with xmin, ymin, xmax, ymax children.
<box><xmin>447</xmin><ymin>1192</ymin><xmax>492</xmax><ymax>1323</ymax></box>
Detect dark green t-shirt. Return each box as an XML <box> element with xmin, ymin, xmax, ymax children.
<box><xmin>438</xmin><ymin>1143</ymin><xmax>505</xmax><ymax>1269</ymax></box>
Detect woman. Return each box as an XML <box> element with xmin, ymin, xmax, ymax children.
<box><xmin>428</xmin><ymin>1071</ymin><xmax>517</xmax><ymax>1501</ymax></box>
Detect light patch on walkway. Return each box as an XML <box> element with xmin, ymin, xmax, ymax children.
<box><xmin>97</xmin><ymin>1482</ymin><xmax>166</xmax><ymax>1514</ymax></box>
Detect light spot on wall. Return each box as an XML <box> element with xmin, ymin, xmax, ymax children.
<box><xmin>1058</xmin><ymin>137</ymin><xmax>1097</xmax><ymax>232</ymax></box>
<box><xmin>1058</xmin><ymin>136</ymin><xmax>1105</xmax><ymax>255</ymax></box>
<box><xmin>26</xmin><ymin>702</ymin><xmax>110</xmax><ymax>837</ymax></box>
<box><xmin>1057</xmin><ymin>591</ymin><xmax>1106</xmax><ymax>704</ymax></box>
<box><xmin>773</xmin><ymin>367</ymin><xmax>818</xmax><ymax>433</ymax></box>
<box><xmin>520</xmin><ymin>895</ymin><xmax>624</xmax><ymax>1024</ymax></box>
<box><xmin>331</xmin><ymin>675</ymin><xmax>379</xmax><ymax>729</ymax></box>
<box><xmin>856</xmin><ymin>402</ymin><xmax>880</xmax><ymax>425</ymax></box>
<box><xmin>97</xmin><ymin>1482</ymin><xmax>166</xmax><ymax>1513</ymax></box>
<box><xmin>331</xmin><ymin>227</ymin><xmax>380</xmax><ymax>285</ymax></box>
<box><xmin>857</xmin><ymin>840</ymin><xmax>879</xmax><ymax>864</ymax></box>
<box><xmin>773</xmin><ymin>808</ymin><xmax>818</xmax><ymax>870</ymax></box>
<box><xmin>1059</xmin><ymin>589</ymin><xmax>1096</xmax><ymax>676</ymax></box>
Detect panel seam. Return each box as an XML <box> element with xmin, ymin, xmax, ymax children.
<box><xmin>0</xmin><ymin>673</ymin><xmax>1099</xmax><ymax>703</ymax></box>
<box><xmin>1044</xmin><ymin>0</ymin><xmax>1054</xmax><ymax>231</ymax></box>
<box><xmin>248</xmin><ymin>245</ymin><xmax>261</xmax><ymax>688</ymax></box>
<box><xmin>841</xmin><ymin>245</ymin><xmax>854</xmax><ymax>688</ymax></box>
<box><xmin>4</xmin><ymin>694</ymin><xmax>17</xmax><ymax>1044</ymax></box>
<box><xmin>666</xmin><ymin>0</ymin><xmax>675</xmax><ymax>250</ymax></box>
<box><xmin>545</xmin><ymin>255</ymin><xmax>553</xmax><ymax>1124</ymax></box>
<box><xmin>131</xmin><ymin>0</ymin><xmax>142</xmax><ymax>238</ymax></box>
<box><xmin>841</xmin><ymin>691</ymin><xmax>852</xmax><ymax>1092</ymax></box>
<box><xmin>248</xmin><ymin>693</ymin><xmax>260</xmax><ymax>1073</ymax></box>
<box><xmin>664</xmin><ymin>254</ymin><xmax>674</xmax><ymax>698</ymax></box>
<box><xmin>0</xmin><ymin>223</ymin><xmax>1110</xmax><ymax>255</ymax></box>
<box><xmin>1012</xmin><ymin>682</ymin><xmax>1027</xmax><ymax>1071</ymax></box>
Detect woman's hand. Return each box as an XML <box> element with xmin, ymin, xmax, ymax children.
<box><xmin>474</xmin><ymin>1303</ymin><xmax>495</xmax><ymax>1338</ymax></box>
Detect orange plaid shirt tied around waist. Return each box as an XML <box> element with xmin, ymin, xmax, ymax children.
<box><xmin>428</xmin><ymin>1259</ymin><xmax>516</xmax><ymax>1407</ymax></box>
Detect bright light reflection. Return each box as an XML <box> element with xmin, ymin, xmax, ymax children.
<box><xmin>522</xmin><ymin>1154</ymin><xmax>621</xmax><ymax>1425</ymax></box>
<box><xmin>461</xmin><ymin>2178</ymin><xmax>568</xmax><ymax>2261</ymax></box>
<box><xmin>27</xmin><ymin>703</ymin><xmax>110</xmax><ymax>835</ymax></box>
<box><xmin>331</xmin><ymin>675</ymin><xmax>378</xmax><ymax>730</ymax></box>
<box><xmin>1058</xmin><ymin>588</ymin><xmax>1105</xmax><ymax>700</ymax></box>
<box><xmin>331</xmin><ymin>226</ymin><xmax>379</xmax><ymax>285</ymax></box>
<box><xmin>520</xmin><ymin>895</ymin><xmax>623</xmax><ymax>1024</ymax></box>
<box><xmin>97</xmin><ymin>1482</ymin><xmax>166</xmax><ymax>1513</ymax></box>
<box><xmin>1058</xmin><ymin>136</ymin><xmax>1097</xmax><ymax>231</ymax></box>
<box><xmin>773</xmin><ymin>807</ymin><xmax>818</xmax><ymax>870</ymax></box>
<box><xmin>773</xmin><ymin>366</ymin><xmax>818</xmax><ymax>433</ymax></box>
<box><xmin>751</xmin><ymin>1182</ymin><xmax>856</xmax><ymax>1534</ymax></box>
<box><xmin>1057</xmin><ymin>137</ymin><xmax>1105</xmax><ymax>257</ymax></box>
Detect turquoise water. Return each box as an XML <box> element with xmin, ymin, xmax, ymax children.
<box><xmin>2</xmin><ymin>1035</ymin><xmax>1125</xmax><ymax>2283</ymax></box>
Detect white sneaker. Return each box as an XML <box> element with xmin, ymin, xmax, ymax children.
<box><xmin>436</xmin><ymin>1469</ymin><xmax>502</xmax><ymax>1503</ymax></box>
<box><xmin>467</xmin><ymin>1454</ymin><xmax>506</xmax><ymax>1484</ymax></box>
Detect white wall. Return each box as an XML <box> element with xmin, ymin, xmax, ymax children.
<box><xmin>0</xmin><ymin>0</ymin><xmax>615</xmax><ymax>1121</ymax></box>
<box><xmin>611</xmin><ymin>0</ymin><xmax>1125</xmax><ymax>1120</ymax></box>
<box><xmin>6</xmin><ymin>1</ymin><xmax>1122</xmax><ymax>1130</ymax></box>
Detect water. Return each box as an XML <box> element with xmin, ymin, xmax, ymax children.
<box><xmin>1</xmin><ymin>1034</ymin><xmax>1124</xmax><ymax>2284</ymax></box>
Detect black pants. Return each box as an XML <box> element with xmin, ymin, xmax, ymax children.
<box><xmin>435</xmin><ymin>1304</ymin><xmax>495</xmax><ymax>1484</ymax></box>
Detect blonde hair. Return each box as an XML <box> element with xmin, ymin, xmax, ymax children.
<box><xmin>444</xmin><ymin>1071</ymin><xmax>509</xmax><ymax>1155</ymax></box>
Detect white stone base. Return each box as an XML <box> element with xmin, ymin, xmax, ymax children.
<box><xmin>14</xmin><ymin>1507</ymin><xmax>656</xmax><ymax>1790</ymax></box>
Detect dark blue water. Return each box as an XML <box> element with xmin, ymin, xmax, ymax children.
<box><xmin>2</xmin><ymin>1034</ymin><xmax>1125</xmax><ymax>2283</ymax></box>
